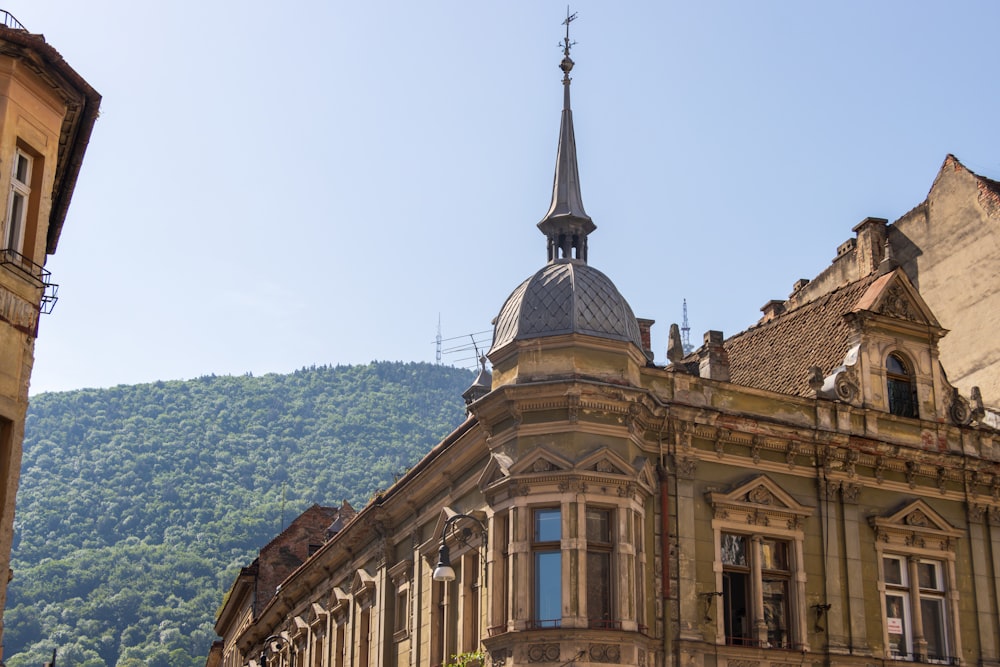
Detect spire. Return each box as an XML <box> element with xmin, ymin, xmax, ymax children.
<box><xmin>537</xmin><ymin>9</ymin><xmax>595</xmax><ymax>264</ymax></box>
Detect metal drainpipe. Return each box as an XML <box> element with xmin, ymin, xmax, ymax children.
<box><xmin>658</xmin><ymin>462</ymin><xmax>672</xmax><ymax>667</ymax></box>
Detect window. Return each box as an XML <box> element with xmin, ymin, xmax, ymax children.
<box><xmin>883</xmin><ymin>555</ymin><xmax>950</xmax><ymax>662</ymax></box>
<box><xmin>720</xmin><ymin>533</ymin><xmax>791</xmax><ymax>648</ymax></box>
<box><xmin>533</xmin><ymin>507</ymin><xmax>561</xmax><ymax>627</ymax></box>
<box><xmin>4</xmin><ymin>149</ymin><xmax>31</xmax><ymax>254</ymax></box>
<box><xmin>586</xmin><ymin>507</ymin><xmax>614</xmax><ymax>628</ymax></box>
<box><xmin>887</xmin><ymin>353</ymin><xmax>917</xmax><ymax>418</ymax></box>
<box><xmin>709</xmin><ymin>477</ymin><xmax>812</xmax><ymax>650</ymax></box>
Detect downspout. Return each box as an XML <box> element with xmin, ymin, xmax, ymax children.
<box><xmin>658</xmin><ymin>436</ymin><xmax>672</xmax><ymax>667</ymax></box>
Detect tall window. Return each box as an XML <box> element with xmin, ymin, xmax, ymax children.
<box><xmin>586</xmin><ymin>507</ymin><xmax>614</xmax><ymax>627</ymax></box>
<box><xmin>886</xmin><ymin>353</ymin><xmax>917</xmax><ymax>418</ymax></box>
<box><xmin>884</xmin><ymin>555</ymin><xmax>950</xmax><ymax>662</ymax></box>
<box><xmin>5</xmin><ymin>149</ymin><xmax>31</xmax><ymax>254</ymax></box>
<box><xmin>533</xmin><ymin>508</ymin><xmax>561</xmax><ymax>627</ymax></box>
<box><xmin>721</xmin><ymin>533</ymin><xmax>792</xmax><ymax>648</ymax></box>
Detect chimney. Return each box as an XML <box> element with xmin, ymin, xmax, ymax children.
<box><xmin>760</xmin><ymin>300</ymin><xmax>786</xmax><ymax>323</ymax></box>
<box><xmin>637</xmin><ymin>318</ymin><xmax>655</xmax><ymax>362</ymax></box>
<box><xmin>699</xmin><ymin>330</ymin><xmax>730</xmax><ymax>382</ymax></box>
<box><xmin>852</xmin><ymin>217</ymin><xmax>888</xmax><ymax>277</ymax></box>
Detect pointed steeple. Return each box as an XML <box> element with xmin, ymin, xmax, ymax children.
<box><xmin>538</xmin><ymin>9</ymin><xmax>595</xmax><ymax>264</ymax></box>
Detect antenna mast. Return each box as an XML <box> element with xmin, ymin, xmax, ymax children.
<box><xmin>681</xmin><ymin>299</ymin><xmax>693</xmax><ymax>355</ymax></box>
<box><xmin>436</xmin><ymin>314</ymin><xmax>442</xmax><ymax>365</ymax></box>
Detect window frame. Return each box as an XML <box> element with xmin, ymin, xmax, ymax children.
<box><xmin>531</xmin><ymin>506</ymin><xmax>562</xmax><ymax>628</ymax></box>
<box><xmin>4</xmin><ymin>148</ymin><xmax>31</xmax><ymax>254</ymax></box>
<box><xmin>585</xmin><ymin>506</ymin><xmax>615</xmax><ymax>629</ymax></box>
<box><xmin>708</xmin><ymin>477</ymin><xmax>812</xmax><ymax>651</ymax></box>
<box><xmin>886</xmin><ymin>352</ymin><xmax>918</xmax><ymax>418</ymax></box>
<box><xmin>872</xmin><ymin>501</ymin><xmax>963</xmax><ymax>664</ymax></box>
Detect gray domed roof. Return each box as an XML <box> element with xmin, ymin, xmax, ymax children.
<box><xmin>490</xmin><ymin>260</ymin><xmax>642</xmax><ymax>354</ymax></box>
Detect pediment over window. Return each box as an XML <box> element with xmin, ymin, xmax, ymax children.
<box><xmin>870</xmin><ymin>499</ymin><xmax>963</xmax><ymax>551</ymax></box>
<box><xmin>707</xmin><ymin>475</ymin><xmax>813</xmax><ymax>529</ymax></box>
<box><xmin>351</xmin><ymin>569</ymin><xmax>376</xmax><ymax>605</ymax></box>
<box><xmin>478</xmin><ymin>453</ymin><xmax>512</xmax><ymax>490</ymax></box>
<box><xmin>852</xmin><ymin>269</ymin><xmax>942</xmax><ymax>330</ymax></box>
<box><xmin>508</xmin><ymin>448</ymin><xmax>572</xmax><ymax>475</ymax></box>
<box><xmin>577</xmin><ymin>447</ymin><xmax>634</xmax><ymax>476</ymax></box>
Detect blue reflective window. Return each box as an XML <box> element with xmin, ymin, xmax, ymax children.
<box><xmin>535</xmin><ymin>508</ymin><xmax>561</xmax><ymax>542</ymax></box>
<box><xmin>534</xmin><ymin>551</ymin><xmax>561</xmax><ymax>623</ymax></box>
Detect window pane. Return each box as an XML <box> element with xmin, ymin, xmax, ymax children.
<box><xmin>721</xmin><ymin>533</ymin><xmax>747</xmax><ymax>566</ymax></box>
<box><xmin>586</xmin><ymin>508</ymin><xmax>611</xmax><ymax>543</ymax></box>
<box><xmin>534</xmin><ymin>551</ymin><xmax>561</xmax><ymax>624</ymax></box>
<box><xmin>760</xmin><ymin>539</ymin><xmax>788</xmax><ymax>571</ymax></box>
<box><xmin>534</xmin><ymin>508</ymin><xmax>561</xmax><ymax>542</ymax></box>
<box><xmin>887</xmin><ymin>354</ymin><xmax>907</xmax><ymax>375</ymax></box>
<box><xmin>886</xmin><ymin>594</ymin><xmax>909</xmax><ymax>658</ymax></box>
<box><xmin>884</xmin><ymin>557</ymin><xmax>904</xmax><ymax>586</ymax></box>
<box><xmin>586</xmin><ymin>551</ymin><xmax>612</xmax><ymax>625</ymax></box>
<box><xmin>921</xmin><ymin>598</ymin><xmax>948</xmax><ymax>661</ymax></box>
<box><xmin>918</xmin><ymin>561</ymin><xmax>941</xmax><ymax>591</ymax></box>
<box><xmin>14</xmin><ymin>153</ymin><xmax>29</xmax><ymax>184</ymax></box>
<box><xmin>762</xmin><ymin>578</ymin><xmax>789</xmax><ymax>648</ymax></box>
<box><xmin>722</xmin><ymin>571</ymin><xmax>750</xmax><ymax>644</ymax></box>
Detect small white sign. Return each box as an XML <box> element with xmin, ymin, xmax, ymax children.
<box><xmin>887</xmin><ymin>617</ymin><xmax>903</xmax><ymax>635</ymax></box>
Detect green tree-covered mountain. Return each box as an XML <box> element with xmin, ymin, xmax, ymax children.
<box><xmin>5</xmin><ymin>361</ymin><xmax>474</xmax><ymax>666</ymax></box>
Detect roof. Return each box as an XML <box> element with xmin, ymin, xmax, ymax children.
<box><xmin>489</xmin><ymin>260</ymin><xmax>642</xmax><ymax>354</ymax></box>
<box><xmin>0</xmin><ymin>25</ymin><xmax>102</xmax><ymax>255</ymax></box>
<box><xmin>724</xmin><ymin>274</ymin><xmax>879</xmax><ymax>397</ymax></box>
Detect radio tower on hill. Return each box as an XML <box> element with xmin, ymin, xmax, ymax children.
<box><xmin>682</xmin><ymin>299</ymin><xmax>694</xmax><ymax>355</ymax></box>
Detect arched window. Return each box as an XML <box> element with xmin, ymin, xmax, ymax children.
<box><xmin>886</xmin><ymin>354</ymin><xmax>917</xmax><ymax>418</ymax></box>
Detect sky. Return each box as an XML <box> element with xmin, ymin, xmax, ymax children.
<box><xmin>11</xmin><ymin>1</ymin><xmax>1000</xmax><ymax>394</ymax></box>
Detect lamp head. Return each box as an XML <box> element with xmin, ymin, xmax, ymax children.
<box><xmin>432</xmin><ymin>542</ymin><xmax>456</xmax><ymax>582</ymax></box>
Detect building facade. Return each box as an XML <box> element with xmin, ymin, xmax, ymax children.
<box><xmin>211</xmin><ymin>32</ymin><xmax>1000</xmax><ymax>667</ymax></box>
<box><xmin>0</xmin><ymin>11</ymin><xmax>100</xmax><ymax>654</ymax></box>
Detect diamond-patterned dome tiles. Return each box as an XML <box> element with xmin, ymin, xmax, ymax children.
<box><xmin>490</xmin><ymin>261</ymin><xmax>641</xmax><ymax>354</ymax></box>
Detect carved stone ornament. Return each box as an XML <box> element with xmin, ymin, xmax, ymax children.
<box><xmin>527</xmin><ymin>644</ymin><xmax>560</xmax><ymax>663</ymax></box>
<box><xmin>727</xmin><ymin>661</ymin><xmax>760</xmax><ymax>667</ymax></box>
<box><xmin>514</xmin><ymin>483</ymin><xmax>531</xmax><ymax>496</ymax></box>
<box><xmin>834</xmin><ymin>368</ymin><xmax>860</xmax><ymax>403</ymax></box>
<box><xmin>906</xmin><ymin>461</ymin><xmax>918</xmax><ymax>489</ymax></box>
<box><xmin>841</xmin><ymin>483</ymin><xmax>861</xmax><ymax>504</ymax></box>
<box><xmin>845</xmin><ymin>449</ymin><xmax>859</xmax><ymax>479</ymax></box>
<box><xmin>677</xmin><ymin>457</ymin><xmax>698</xmax><ymax>480</ymax></box>
<box><xmin>747</xmin><ymin>486</ymin><xmax>775</xmax><ymax>505</ymax></box>
<box><xmin>880</xmin><ymin>284</ymin><xmax>918</xmax><ymax>322</ymax></box>
<box><xmin>950</xmin><ymin>388</ymin><xmax>971</xmax><ymax>426</ymax></box>
<box><xmin>588</xmin><ymin>644</ymin><xmax>621</xmax><ymax>664</ymax></box>
<box><xmin>937</xmin><ymin>467</ymin><xmax>948</xmax><ymax>494</ymax></box>
<box><xmin>786</xmin><ymin>441</ymin><xmax>799</xmax><ymax>469</ymax></box>
<box><xmin>875</xmin><ymin>456</ymin><xmax>886</xmax><ymax>484</ymax></box>
<box><xmin>637</xmin><ymin>650</ymin><xmax>646</xmax><ymax>667</ymax></box>
<box><xmin>990</xmin><ymin>508</ymin><xmax>1000</xmax><ymax>527</ymax></box>
<box><xmin>567</xmin><ymin>393</ymin><xmax>580</xmax><ymax>423</ymax></box>
<box><xmin>595</xmin><ymin>460</ymin><xmax>617</xmax><ymax>474</ymax></box>
<box><xmin>751</xmin><ymin>436</ymin><xmax>762</xmax><ymax>465</ymax></box>
<box><xmin>490</xmin><ymin>648</ymin><xmax>510</xmax><ymax>667</ymax></box>
<box><xmin>968</xmin><ymin>504</ymin><xmax>987</xmax><ymax>524</ymax></box>
<box><xmin>715</xmin><ymin>435</ymin><xmax>726</xmax><ymax>458</ymax></box>
<box><xmin>905</xmin><ymin>510</ymin><xmax>929</xmax><ymax>527</ymax></box>
<box><xmin>531</xmin><ymin>459</ymin><xmax>557</xmax><ymax>473</ymax></box>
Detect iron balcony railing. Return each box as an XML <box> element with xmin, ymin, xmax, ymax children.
<box><xmin>0</xmin><ymin>11</ymin><xmax>25</xmax><ymax>30</ymax></box>
<box><xmin>0</xmin><ymin>247</ymin><xmax>59</xmax><ymax>313</ymax></box>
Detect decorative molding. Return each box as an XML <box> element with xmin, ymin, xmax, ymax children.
<box><xmin>875</xmin><ymin>456</ymin><xmax>886</xmax><ymax>484</ymax></box>
<box><xmin>841</xmin><ymin>483</ymin><xmax>861</xmax><ymax>504</ymax></box>
<box><xmin>677</xmin><ymin>457</ymin><xmax>698</xmax><ymax>480</ymax></box>
<box><xmin>968</xmin><ymin>504</ymin><xmax>987</xmax><ymax>524</ymax></box>
<box><xmin>588</xmin><ymin>644</ymin><xmax>621</xmax><ymax>664</ymax></box>
<box><xmin>490</xmin><ymin>648</ymin><xmax>510</xmax><ymax>667</ymax></box>
<box><xmin>786</xmin><ymin>441</ymin><xmax>799</xmax><ymax>469</ymax></box>
<box><xmin>527</xmin><ymin>644</ymin><xmax>560</xmax><ymax>663</ymax></box>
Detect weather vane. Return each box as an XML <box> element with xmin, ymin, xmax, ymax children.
<box><xmin>560</xmin><ymin>7</ymin><xmax>578</xmax><ymax>82</ymax></box>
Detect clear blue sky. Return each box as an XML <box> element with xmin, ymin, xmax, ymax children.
<box><xmin>13</xmin><ymin>1</ymin><xmax>1000</xmax><ymax>394</ymax></box>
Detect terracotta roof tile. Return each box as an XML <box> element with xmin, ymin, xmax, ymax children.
<box><xmin>724</xmin><ymin>275</ymin><xmax>878</xmax><ymax>397</ymax></box>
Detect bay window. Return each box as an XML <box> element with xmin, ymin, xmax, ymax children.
<box><xmin>586</xmin><ymin>507</ymin><xmax>613</xmax><ymax>628</ymax></box>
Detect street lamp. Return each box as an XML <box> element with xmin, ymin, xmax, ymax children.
<box><xmin>247</xmin><ymin>634</ymin><xmax>292</xmax><ymax>667</ymax></box>
<box><xmin>432</xmin><ymin>513</ymin><xmax>488</xmax><ymax>583</ymax></box>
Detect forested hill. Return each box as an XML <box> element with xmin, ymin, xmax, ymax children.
<box><xmin>5</xmin><ymin>361</ymin><xmax>474</xmax><ymax>667</ymax></box>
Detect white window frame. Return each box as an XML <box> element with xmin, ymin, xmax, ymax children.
<box><xmin>5</xmin><ymin>148</ymin><xmax>31</xmax><ymax>253</ymax></box>
<box><xmin>872</xmin><ymin>501</ymin><xmax>962</xmax><ymax>664</ymax></box>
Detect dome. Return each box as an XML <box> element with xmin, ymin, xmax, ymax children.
<box><xmin>489</xmin><ymin>260</ymin><xmax>642</xmax><ymax>354</ymax></box>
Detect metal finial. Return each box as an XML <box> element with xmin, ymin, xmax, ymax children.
<box><xmin>560</xmin><ymin>7</ymin><xmax>578</xmax><ymax>82</ymax></box>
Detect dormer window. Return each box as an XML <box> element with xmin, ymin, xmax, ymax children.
<box><xmin>886</xmin><ymin>353</ymin><xmax>917</xmax><ymax>418</ymax></box>
<box><xmin>5</xmin><ymin>149</ymin><xmax>31</xmax><ymax>254</ymax></box>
